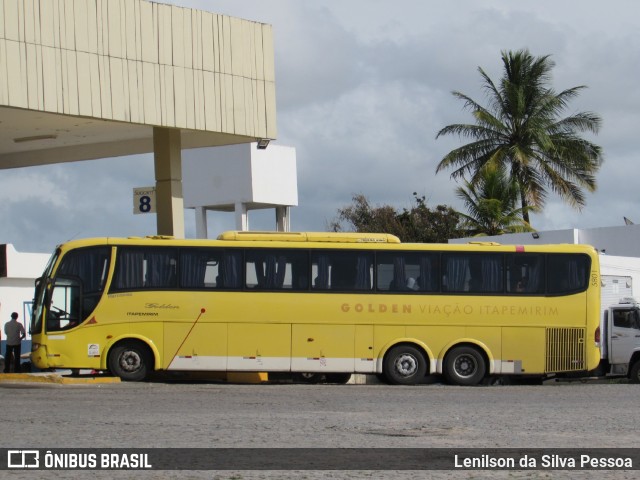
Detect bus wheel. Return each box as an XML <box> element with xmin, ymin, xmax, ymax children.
<box><xmin>383</xmin><ymin>345</ymin><xmax>427</xmax><ymax>385</ymax></box>
<box><xmin>629</xmin><ymin>361</ymin><xmax>640</xmax><ymax>384</ymax></box>
<box><xmin>108</xmin><ymin>342</ymin><xmax>151</xmax><ymax>382</ymax></box>
<box><xmin>444</xmin><ymin>346</ymin><xmax>486</xmax><ymax>386</ymax></box>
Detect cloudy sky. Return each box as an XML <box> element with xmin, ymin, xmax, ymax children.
<box><xmin>2</xmin><ymin>0</ymin><xmax>640</xmax><ymax>253</ymax></box>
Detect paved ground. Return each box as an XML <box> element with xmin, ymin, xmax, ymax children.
<box><xmin>0</xmin><ymin>378</ymin><xmax>638</xmax><ymax>479</ymax></box>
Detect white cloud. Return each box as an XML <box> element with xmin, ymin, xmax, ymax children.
<box><xmin>0</xmin><ymin>171</ymin><xmax>68</xmax><ymax>208</ymax></box>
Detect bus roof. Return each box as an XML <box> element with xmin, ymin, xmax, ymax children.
<box><xmin>53</xmin><ymin>235</ymin><xmax>598</xmax><ymax>257</ymax></box>
<box><xmin>216</xmin><ymin>231</ymin><xmax>401</xmax><ymax>243</ymax></box>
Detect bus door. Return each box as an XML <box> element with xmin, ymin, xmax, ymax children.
<box><xmin>40</xmin><ymin>275</ymin><xmax>85</xmax><ymax>368</ymax></box>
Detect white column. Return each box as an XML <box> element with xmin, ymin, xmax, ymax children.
<box><xmin>195</xmin><ymin>207</ymin><xmax>208</xmax><ymax>239</ymax></box>
<box><xmin>276</xmin><ymin>206</ymin><xmax>290</xmax><ymax>232</ymax></box>
<box><xmin>235</xmin><ymin>203</ymin><xmax>248</xmax><ymax>231</ymax></box>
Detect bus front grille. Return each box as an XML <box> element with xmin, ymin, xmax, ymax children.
<box><xmin>545</xmin><ymin>327</ymin><xmax>586</xmax><ymax>373</ymax></box>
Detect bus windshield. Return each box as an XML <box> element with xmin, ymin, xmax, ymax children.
<box><xmin>31</xmin><ymin>246</ymin><xmax>111</xmax><ymax>335</ymax></box>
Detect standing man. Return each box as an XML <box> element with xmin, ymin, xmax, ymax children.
<box><xmin>4</xmin><ymin>312</ymin><xmax>26</xmax><ymax>373</ymax></box>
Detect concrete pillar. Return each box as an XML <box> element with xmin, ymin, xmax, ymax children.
<box><xmin>235</xmin><ymin>203</ymin><xmax>248</xmax><ymax>231</ymax></box>
<box><xmin>195</xmin><ymin>207</ymin><xmax>208</xmax><ymax>239</ymax></box>
<box><xmin>154</xmin><ymin>127</ymin><xmax>185</xmax><ymax>238</ymax></box>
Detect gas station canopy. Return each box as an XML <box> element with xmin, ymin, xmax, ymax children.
<box><xmin>0</xmin><ymin>0</ymin><xmax>276</xmax><ymax>168</ymax></box>
<box><xmin>0</xmin><ymin>105</ymin><xmax>268</xmax><ymax>168</ymax></box>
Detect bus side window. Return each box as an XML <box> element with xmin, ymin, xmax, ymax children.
<box><xmin>442</xmin><ymin>254</ymin><xmax>470</xmax><ymax>293</ymax></box>
<box><xmin>145</xmin><ymin>250</ymin><xmax>177</xmax><ymax>288</ymax></box>
<box><xmin>220</xmin><ymin>251</ymin><xmax>241</xmax><ymax>289</ymax></box>
<box><xmin>376</xmin><ymin>252</ymin><xmax>437</xmax><ymax>293</ymax></box>
<box><xmin>338</xmin><ymin>254</ymin><xmax>372</xmax><ymax>291</ymax></box>
<box><xmin>312</xmin><ymin>252</ymin><xmax>373</xmax><ymax>291</ymax></box>
<box><xmin>180</xmin><ymin>249</ymin><xmax>215</xmax><ymax>289</ymax></box>
<box><xmin>506</xmin><ymin>254</ymin><xmax>544</xmax><ymax>294</ymax></box>
<box><xmin>376</xmin><ymin>257</ymin><xmax>393</xmax><ymax>291</ymax></box>
<box><xmin>245</xmin><ymin>250</ymin><xmax>308</xmax><ymax>290</ymax></box>
<box><xmin>291</xmin><ymin>258</ymin><xmax>309</xmax><ymax>290</ymax></box>
<box><xmin>419</xmin><ymin>255</ymin><xmax>439</xmax><ymax>292</ymax></box>
<box><xmin>442</xmin><ymin>253</ymin><xmax>503</xmax><ymax>294</ymax></box>
<box><xmin>177</xmin><ymin>249</ymin><xmax>246</xmax><ymax>290</ymax></box>
<box><xmin>55</xmin><ymin>246</ymin><xmax>111</xmax><ymax>322</ymax></box>
<box><xmin>180</xmin><ymin>249</ymin><xmax>242</xmax><ymax>290</ymax></box>
<box><xmin>112</xmin><ymin>248</ymin><xmax>177</xmax><ymax>291</ymax></box>
<box><xmin>311</xmin><ymin>254</ymin><xmax>330</xmax><ymax>290</ymax></box>
<box><xmin>546</xmin><ymin>254</ymin><xmax>590</xmax><ymax>294</ymax></box>
<box><xmin>331</xmin><ymin>259</ymin><xmax>356</xmax><ymax>289</ymax></box>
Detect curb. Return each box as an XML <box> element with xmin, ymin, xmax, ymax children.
<box><xmin>0</xmin><ymin>373</ymin><xmax>121</xmax><ymax>385</ymax></box>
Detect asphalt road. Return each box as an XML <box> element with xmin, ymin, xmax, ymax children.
<box><xmin>1</xmin><ymin>379</ymin><xmax>638</xmax><ymax>480</ymax></box>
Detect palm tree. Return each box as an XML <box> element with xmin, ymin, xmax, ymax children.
<box><xmin>456</xmin><ymin>165</ymin><xmax>537</xmax><ymax>236</ymax></box>
<box><xmin>436</xmin><ymin>49</ymin><xmax>603</xmax><ymax>224</ymax></box>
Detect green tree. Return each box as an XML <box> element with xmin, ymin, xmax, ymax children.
<box><xmin>329</xmin><ymin>194</ymin><xmax>399</xmax><ymax>235</ymax></box>
<box><xmin>436</xmin><ymin>49</ymin><xmax>603</xmax><ymax>224</ymax></box>
<box><xmin>330</xmin><ymin>193</ymin><xmax>463</xmax><ymax>243</ymax></box>
<box><xmin>455</xmin><ymin>165</ymin><xmax>537</xmax><ymax>236</ymax></box>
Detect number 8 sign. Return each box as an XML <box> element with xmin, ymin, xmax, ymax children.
<box><xmin>133</xmin><ymin>187</ymin><xmax>157</xmax><ymax>214</ymax></box>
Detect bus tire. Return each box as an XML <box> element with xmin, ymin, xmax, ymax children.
<box><xmin>444</xmin><ymin>345</ymin><xmax>486</xmax><ymax>386</ymax></box>
<box><xmin>108</xmin><ymin>341</ymin><xmax>152</xmax><ymax>382</ymax></box>
<box><xmin>629</xmin><ymin>361</ymin><xmax>640</xmax><ymax>384</ymax></box>
<box><xmin>383</xmin><ymin>345</ymin><xmax>427</xmax><ymax>385</ymax></box>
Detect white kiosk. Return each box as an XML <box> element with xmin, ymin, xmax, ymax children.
<box><xmin>183</xmin><ymin>143</ymin><xmax>298</xmax><ymax>237</ymax></box>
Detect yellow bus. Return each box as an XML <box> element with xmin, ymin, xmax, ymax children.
<box><xmin>29</xmin><ymin>232</ymin><xmax>601</xmax><ymax>385</ymax></box>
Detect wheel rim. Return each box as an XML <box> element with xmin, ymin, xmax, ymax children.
<box><xmin>119</xmin><ymin>351</ymin><xmax>142</xmax><ymax>373</ymax></box>
<box><xmin>453</xmin><ymin>353</ymin><xmax>478</xmax><ymax>379</ymax></box>
<box><xmin>394</xmin><ymin>353</ymin><xmax>418</xmax><ymax>377</ymax></box>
